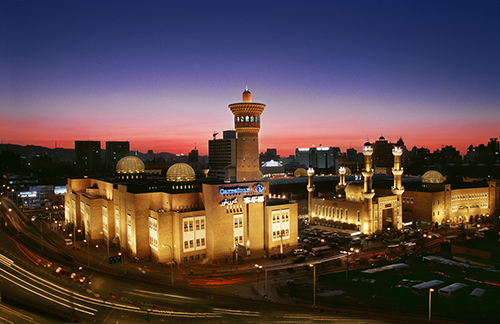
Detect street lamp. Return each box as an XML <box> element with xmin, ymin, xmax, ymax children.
<box><xmin>100</xmin><ymin>231</ymin><xmax>109</xmax><ymax>259</ymax></box>
<box><xmin>83</xmin><ymin>239</ymin><xmax>90</xmax><ymax>267</ymax></box>
<box><xmin>428</xmin><ymin>288</ymin><xmax>434</xmax><ymax>321</ymax></box>
<box><xmin>309</xmin><ymin>264</ymin><xmax>316</xmax><ymax>306</ymax></box>
<box><xmin>255</xmin><ymin>264</ymin><xmax>268</xmax><ymax>296</ymax></box>
<box><xmin>254</xmin><ymin>264</ymin><xmax>262</xmax><ymax>283</ymax></box>
<box><xmin>346</xmin><ymin>247</ymin><xmax>359</xmax><ymax>279</ymax></box>
<box><xmin>162</xmin><ymin>244</ymin><xmax>174</xmax><ymax>286</ymax></box>
<box><xmin>280</xmin><ymin>229</ymin><xmax>285</xmax><ymax>263</ymax></box>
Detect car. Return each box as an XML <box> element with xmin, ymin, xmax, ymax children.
<box><xmin>398</xmin><ymin>279</ymin><xmax>423</xmax><ymax>288</ymax></box>
<box><xmin>64</xmin><ymin>238</ymin><xmax>73</xmax><ymax>246</ymax></box>
<box><xmin>292</xmin><ymin>248</ymin><xmax>308</xmax><ymax>255</ymax></box>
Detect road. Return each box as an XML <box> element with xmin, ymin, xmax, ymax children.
<box><xmin>0</xmin><ymin>196</ymin><xmax>467</xmax><ymax>324</ymax></box>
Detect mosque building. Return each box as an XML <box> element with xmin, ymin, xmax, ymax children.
<box><xmin>309</xmin><ymin>142</ymin><xmax>404</xmax><ymax>234</ymax></box>
<box><xmin>65</xmin><ymin>90</ymin><xmax>298</xmax><ymax>264</ymax></box>
<box><xmin>308</xmin><ymin>141</ymin><xmax>500</xmax><ymax>233</ymax></box>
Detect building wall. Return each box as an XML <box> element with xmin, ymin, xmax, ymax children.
<box><xmin>66</xmin><ymin>177</ymin><xmax>298</xmax><ymax>264</ymax></box>
<box><xmin>378</xmin><ymin>181</ymin><xmax>498</xmax><ymax>227</ymax></box>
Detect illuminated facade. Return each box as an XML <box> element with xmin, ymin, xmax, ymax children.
<box><xmin>229</xmin><ymin>89</ymin><xmax>265</xmax><ymax>182</ymax></box>
<box><xmin>378</xmin><ymin>171</ymin><xmax>500</xmax><ymax>228</ymax></box>
<box><xmin>310</xmin><ymin>142</ymin><xmax>404</xmax><ymax>234</ymax></box>
<box><xmin>65</xmin><ymin>90</ymin><xmax>298</xmax><ymax>264</ymax></box>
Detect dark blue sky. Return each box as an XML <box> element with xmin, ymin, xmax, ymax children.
<box><xmin>1</xmin><ymin>0</ymin><xmax>499</xmax><ymax>155</ymax></box>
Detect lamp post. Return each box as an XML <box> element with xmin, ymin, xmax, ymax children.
<box><xmin>428</xmin><ymin>288</ymin><xmax>434</xmax><ymax>321</ymax></box>
<box><xmin>254</xmin><ymin>264</ymin><xmax>262</xmax><ymax>283</ymax></box>
<box><xmin>309</xmin><ymin>264</ymin><xmax>316</xmax><ymax>306</ymax></box>
<box><xmin>83</xmin><ymin>239</ymin><xmax>90</xmax><ymax>267</ymax></box>
<box><xmin>255</xmin><ymin>264</ymin><xmax>268</xmax><ymax>296</ymax></box>
<box><xmin>280</xmin><ymin>229</ymin><xmax>284</xmax><ymax>263</ymax></box>
<box><xmin>162</xmin><ymin>244</ymin><xmax>174</xmax><ymax>286</ymax></box>
<box><xmin>346</xmin><ymin>247</ymin><xmax>359</xmax><ymax>279</ymax></box>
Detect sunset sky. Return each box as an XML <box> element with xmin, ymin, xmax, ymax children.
<box><xmin>1</xmin><ymin>0</ymin><xmax>499</xmax><ymax>157</ymax></box>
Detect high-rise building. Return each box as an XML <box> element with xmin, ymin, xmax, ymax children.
<box><xmin>75</xmin><ymin>140</ymin><xmax>101</xmax><ymax>175</ymax></box>
<box><xmin>229</xmin><ymin>89</ymin><xmax>265</xmax><ymax>182</ymax></box>
<box><xmin>105</xmin><ymin>141</ymin><xmax>130</xmax><ymax>172</ymax></box>
<box><xmin>295</xmin><ymin>146</ymin><xmax>341</xmax><ymax>170</ymax></box>
<box><xmin>208</xmin><ymin>130</ymin><xmax>236</xmax><ymax>181</ymax></box>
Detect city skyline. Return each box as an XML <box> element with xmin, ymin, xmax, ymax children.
<box><xmin>1</xmin><ymin>1</ymin><xmax>499</xmax><ymax>156</ymax></box>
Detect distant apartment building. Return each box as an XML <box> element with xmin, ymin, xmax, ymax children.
<box><xmin>295</xmin><ymin>146</ymin><xmax>341</xmax><ymax>171</ymax></box>
<box><xmin>75</xmin><ymin>141</ymin><xmax>101</xmax><ymax>175</ymax></box>
<box><xmin>372</xmin><ymin>136</ymin><xmax>406</xmax><ymax>175</ymax></box>
<box><xmin>208</xmin><ymin>130</ymin><xmax>236</xmax><ymax>181</ymax></box>
<box><xmin>105</xmin><ymin>141</ymin><xmax>130</xmax><ymax>172</ymax></box>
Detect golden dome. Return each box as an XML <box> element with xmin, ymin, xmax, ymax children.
<box><xmin>116</xmin><ymin>156</ymin><xmax>145</xmax><ymax>174</ymax></box>
<box><xmin>345</xmin><ymin>181</ymin><xmax>364</xmax><ymax>196</ymax></box>
<box><xmin>422</xmin><ymin>170</ymin><xmax>444</xmax><ymax>183</ymax></box>
<box><xmin>166</xmin><ymin>163</ymin><xmax>196</xmax><ymax>182</ymax></box>
<box><xmin>294</xmin><ymin>168</ymin><xmax>307</xmax><ymax>177</ymax></box>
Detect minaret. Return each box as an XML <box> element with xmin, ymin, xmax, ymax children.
<box><xmin>229</xmin><ymin>89</ymin><xmax>266</xmax><ymax>182</ymax></box>
<box><xmin>391</xmin><ymin>146</ymin><xmax>405</xmax><ymax>230</ymax></box>
<box><xmin>307</xmin><ymin>166</ymin><xmax>315</xmax><ymax>220</ymax></box>
<box><xmin>336</xmin><ymin>166</ymin><xmax>347</xmax><ymax>194</ymax></box>
<box><xmin>361</xmin><ymin>142</ymin><xmax>375</xmax><ymax>233</ymax></box>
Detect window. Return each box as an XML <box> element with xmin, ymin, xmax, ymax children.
<box><xmin>184</xmin><ymin>221</ymin><xmax>188</xmax><ymax>232</ymax></box>
<box><xmin>201</xmin><ymin>238</ymin><xmax>205</xmax><ymax>246</ymax></box>
<box><xmin>189</xmin><ymin>240</ymin><xmax>194</xmax><ymax>248</ymax></box>
<box><xmin>196</xmin><ymin>239</ymin><xmax>200</xmax><ymax>247</ymax></box>
<box><xmin>184</xmin><ymin>241</ymin><xmax>188</xmax><ymax>249</ymax></box>
<box><xmin>201</xmin><ymin>219</ymin><xmax>205</xmax><ymax>229</ymax></box>
<box><xmin>196</xmin><ymin>220</ymin><xmax>200</xmax><ymax>230</ymax></box>
<box><xmin>189</xmin><ymin>221</ymin><xmax>193</xmax><ymax>231</ymax></box>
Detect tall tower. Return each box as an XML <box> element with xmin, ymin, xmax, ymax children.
<box><xmin>391</xmin><ymin>146</ymin><xmax>405</xmax><ymax>230</ymax></box>
<box><xmin>361</xmin><ymin>142</ymin><xmax>375</xmax><ymax>233</ymax></box>
<box><xmin>307</xmin><ymin>166</ymin><xmax>315</xmax><ymax>219</ymax></box>
<box><xmin>229</xmin><ymin>89</ymin><xmax>266</xmax><ymax>182</ymax></box>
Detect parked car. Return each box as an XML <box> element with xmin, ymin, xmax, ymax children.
<box><xmin>292</xmin><ymin>248</ymin><xmax>308</xmax><ymax>255</ymax></box>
